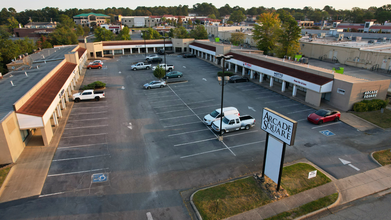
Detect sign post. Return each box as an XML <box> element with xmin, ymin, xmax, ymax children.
<box><xmin>261</xmin><ymin>108</ymin><xmax>297</xmax><ymax>191</ymax></box>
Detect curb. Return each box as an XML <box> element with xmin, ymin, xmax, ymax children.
<box><xmin>370</xmin><ymin>151</ymin><xmax>383</xmax><ymax>167</ymax></box>
<box><xmin>295</xmin><ymin>191</ymin><xmax>341</xmax><ymax>220</ymax></box>
<box><xmin>0</xmin><ymin>164</ymin><xmax>15</xmax><ymax>198</ymax></box>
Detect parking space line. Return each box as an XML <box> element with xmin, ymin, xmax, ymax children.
<box><xmin>67</xmin><ymin>117</ymin><xmax>108</xmax><ymax>121</ymax></box>
<box><xmin>224</xmin><ymin>130</ymin><xmax>259</xmax><ymax>137</ymax></box>
<box><xmin>276</xmin><ymin>104</ymin><xmax>301</xmax><ymax>108</ymax></box>
<box><xmin>265</xmin><ymin>100</ymin><xmax>285</xmax><ymax>104</ymax></box>
<box><xmin>167</xmin><ymin>86</ymin><xmax>236</xmax><ymax>156</ymax></box>
<box><xmin>255</xmin><ymin>94</ymin><xmax>280</xmax><ymax>99</ymax></box>
<box><xmin>149</xmin><ymin>99</ymin><xmax>180</xmax><ymax>103</ymax></box>
<box><xmin>174</xmin><ymin>137</ymin><xmax>216</xmax><ymax>147</ymax></box>
<box><xmin>72</xmin><ymin>106</ymin><xmax>107</xmax><ymax>109</ymax></box>
<box><xmin>229</xmin><ymin>140</ymin><xmax>265</xmax><ymax>149</ymax></box>
<box><xmin>64</xmin><ymin>125</ymin><xmax>108</xmax><ymax>130</ymax></box>
<box><xmin>296</xmin><ymin>118</ymin><xmax>307</xmax><ymax>122</ymax></box>
<box><xmin>52</xmin><ymin>154</ymin><xmax>108</xmax><ymax>162</ymax></box>
<box><xmin>311</xmin><ymin>122</ymin><xmax>342</xmax><ymax>129</ymax></box>
<box><xmin>288</xmin><ymin>109</ymin><xmax>313</xmax><ymax>114</ymax></box>
<box><xmin>47</xmin><ymin>168</ymin><xmax>109</xmax><ymax>177</ymax></box>
<box><xmin>160</xmin><ymin>114</ymin><xmax>197</xmax><ymax>120</ymax></box>
<box><xmin>154</xmin><ymin>99</ymin><xmax>214</xmax><ymax>108</ymax></box>
<box><xmin>156</xmin><ymin>105</ymin><xmax>219</xmax><ymax>114</ymax></box>
<box><xmin>163</xmin><ymin>121</ymin><xmax>202</xmax><ymax>128</ymax></box>
<box><xmin>71</xmin><ymin>111</ymin><xmax>107</xmax><ymax>115</ymax></box>
<box><xmin>191</xmin><ymin>104</ymin><xmax>221</xmax><ymax>110</ymax></box>
<box><xmin>39</xmin><ymin>192</ymin><xmax>65</xmax><ymax>198</ymax></box>
<box><xmin>168</xmin><ymin>129</ymin><xmax>209</xmax><ymax>137</ymax></box>
<box><xmin>61</xmin><ymin>133</ymin><xmax>107</xmax><ymax>139</ymax></box>
<box><xmin>241</xmin><ymin>88</ymin><xmax>262</xmax><ymax>91</ymax></box>
<box><xmin>155</xmin><ymin>108</ymin><xmax>191</xmax><ymax>114</ymax></box>
<box><xmin>57</xmin><ymin>143</ymin><xmax>107</xmax><ymax>150</ymax></box>
<box><xmin>147</xmin><ymin>95</ymin><xmax>176</xmax><ymax>99</ymax></box>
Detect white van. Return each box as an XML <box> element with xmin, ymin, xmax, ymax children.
<box><xmin>203</xmin><ymin>107</ymin><xmax>240</xmax><ymax>126</ymax></box>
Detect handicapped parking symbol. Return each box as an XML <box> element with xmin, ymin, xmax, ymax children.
<box><xmin>319</xmin><ymin>130</ymin><xmax>335</xmax><ymax>136</ymax></box>
<box><xmin>92</xmin><ymin>173</ymin><xmax>108</xmax><ymax>183</ymax></box>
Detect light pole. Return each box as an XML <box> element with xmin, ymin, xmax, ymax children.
<box><xmin>141</xmin><ymin>30</ymin><xmax>148</xmax><ymax>57</ymax></box>
<box><xmin>161</xmin><ymin>35</ymin><xmax>169</xmax><ymax>78</ymax></box>
<box><xmin>216</xmin><ymin>54</ymin><xmax>233</xmax><ymax>141</ymax></box>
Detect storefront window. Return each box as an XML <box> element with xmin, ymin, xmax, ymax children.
<box><xmin>20</xmin><ymin>129</ymin><xmax>30</xmax><ymax>142</ymax></box>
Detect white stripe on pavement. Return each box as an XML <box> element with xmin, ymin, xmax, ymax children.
<box><xmin>174</xmin><ymin>137</ymin><xmax>216</xmax><ymax>147</ymax></box>
<box><xmin>61</xmin><ymin>133</ymin><xmax>107</xmax><ymax>139</ymax></box>
<box><xmin>47</xmin><ymin>168</ymin><xmax>109</xmax><ymax>177</ymax></box>
<box><xmin>311</xmin><ymin>122</ymin><xmax>341</xmax><ymax>129</ymax></box>
<box><xmin>288</xmin><ymin>109</ymin><xmax>313</xmax><ymax>114</ymax></box>
<box><xmin>52</xmin><ymin>154</ymin><xmax>108</xmax><ymax>162</ymax></box>
<box><xmin>67</xmin><ymin>118</ymin><xmax>108</xmax><ymax>121</ymax></box>
<box><xmin>168</xmin><ymin>129</ymin><xmax>209</xmax><ymax>136</ymax></box>
<box><xmin>163</xmin><ymin>121</ymin><xmax>202</xmax><ymax>128</ymax></box>
<box><xmin>57</xmin><ymin>143</ymin><xmax>107</xmax><ymax>150</ymax></box>
<box><xmin>64</xmin><ymin>125</ymin><xmax>108</xmax><ymax>130</ymax></box>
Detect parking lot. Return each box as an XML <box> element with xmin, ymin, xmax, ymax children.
<box><xmin>36</xmin><ymin>54</ymin><xmax>380</xmax><ymax>219</ymax></box>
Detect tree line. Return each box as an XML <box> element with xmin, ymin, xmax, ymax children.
<box><xmin>1</xmin><ymin>4</ymin><xmax>390</xmax><ymax>26</ymax></box>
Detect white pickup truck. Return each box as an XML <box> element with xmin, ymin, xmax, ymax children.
<box><xmin>131</xmin><ymin>62</ymin><xmax>151</xmax><ymax>70</ymax></box>
<box><xmin>152</xmin><ymin>63</ymin><xmax>174</xmax><ymax>72</ymax></box>
<box><xmin>212</xmin><ymin>115</ymin><xmax>256</xmax><ymax>134</ymax></box>
<box><xmin>73</xmin><ymin>90</ymin><xmax>105</xmax><ymax>102</ymax></box>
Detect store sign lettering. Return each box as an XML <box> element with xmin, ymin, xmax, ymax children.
<box><xmin>363</xmin><ymin>90</ymin><xmax>378</xmax><ymax>99</ymax></box>
<box><xmin>293</xmin><ymin>79</ymin><xmax>307</xmax><ymax>86</ymax></box>
<box><xmin>274</xmin><ymin>72</ymin><xmax>283</xmax><ymax>78</ymax></box>
<box><xmin>243</xmin><ymin>62</ymin><xmax>252</xmax><ymax>67</ymax></box>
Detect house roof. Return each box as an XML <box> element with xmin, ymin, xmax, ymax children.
<box><xmin>73</xmin><ymin>13</ymin><xmax>109</xmax><ymax>18</ymax></box>
<box><xmin>102</xmin><ymin>40</ymin><xmax>172</xmax><ymax>46</ymax></box>
<box><xmin>190</xmin><ymin>42</ymin><xmax>216</xmax><ymax>52</ymax></box>
<box><xmin>16</xmin><ymin>62</ymin><xmax>77</xmax><ymax>117</ymax></box>
<box><xmin>370</xmin><ymin>25</ymin><xmax>391</xmax><ymax>30</ymax></box>
<box><xmin>76</xmin><ymin>47</ymin><xmax>86</xmax><ymax>59</ymax></box>
<box><xmin>25</xmin><ymin>22</ymin><xmax>54</xmax><ymax>26</ymax></box>
<box><xmin>226</xmin><ymin>52</ymin><xmax>333</xmax><ymax>86</ymax></box>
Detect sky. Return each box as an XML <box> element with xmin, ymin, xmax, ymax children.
<box><xmin>2</xmin><ymin>0</ymin><xmax>389</xmax><ymax>12</ymax></box>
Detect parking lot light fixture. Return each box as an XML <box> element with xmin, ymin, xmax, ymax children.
<box><xmin>142</xmin><ymin>30</ymin><xmax>149</xmax><ymax>57</ymax></box>
<box><xmin>161</xmin><ymin>35</ymin><xmax>169</xmax><ymax>78</ymax></box>
<box><xmin>215</xmin><ymin>54</ymin><xmax>233</xmax><ymax>141</ymax></box>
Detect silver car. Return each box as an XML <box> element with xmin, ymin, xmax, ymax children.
<box><xmin>143</xmin><ymin>81</ymin><xmax>167</xmax><ymax>89</ymax></box>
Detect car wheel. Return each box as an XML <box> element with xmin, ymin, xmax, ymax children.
<box><xmin>221</xmin><ymin>130</ymin><xmax>226</xmax><ymax>135</ymax></box>
<box><xmin>89</xmin><ymin>67</ymin><xmax>91</xmax><ymax>69</ymax></box>
<box><xmin>74</xmin><ymin>98</ymin><xmax>80</xmax><ymax>103</ymax></box>
<box><xmin>98</xmin><ymin>67</ymin><xmax>101</xmax><ymax>69</ymax></box>
<box><xmin>95</xmin><ymin>97</ymin><xmax>100</xmax><ymax>101</ymax></box>
<box><xmin>133</xmin><ymin>68</ymin><xmax>137</xmax><ymax>71</ymax></box>
<box><xmin>334</xmin><ymin>117</ymin><xmax>339</xmax><ymax>122</ymax></box>
<box><xmin>318</xmin><ymin>120</ymin><xmax>323</xmax><ymax>125</ymax></box>
<box><xmin>178</xmin><ymin>75</ymin><xmax>181</xmax><ymax>78</ymax></box>
<box><xmin>245</xmin><ymin>125</ymin><xmax>250</xmax><ymax>130</ymax></box>
<box><xmin>160</xmin><ymin>85</ymin><xmax>163</xmax><ymax>88</ymax></box>
<box><xmin>146</xmin><ymin>66</ymin><xmax>150</xmax><ymax>69</ymax></box>
<box><xmin>147</xmin><ymin>87</ymin><xmax>151</xmax><ymax>90</ymax></box>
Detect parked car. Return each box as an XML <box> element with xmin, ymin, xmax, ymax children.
<box><xmin>211</xmin><ymin>115</ymin><xmax>256</xmax><ymax>134</ymax></box>
<box><xmin>307</xmin><ymin>109</ymin><xmax>341</xmax><ymax>125</ymax></box>
<box><xmin>228</xmin><ymin>75</ymin><xmax>249</xmax><ymax>83</ymax></box>
<box><xmin>183</xmin><ymin>53</ymin><xmax>196</xmax><ymax>58</ymax></box>
<box><xmin>203</xmin><ymin>107</ymin><xmax>240</xmax><ymax>126</ymax></box>
<box><xmin>163</xmin><ymin>71</ymin><xmax>183</xmax><ymax>79</ymax></box>
<box><xmin>73</xmin><ymin>90</ymin><xmax>105</xmax><ymax>102</ymax></box>
<box><xmin>147</xmin><ymin>57</ymin><xmax>163</xmax><ymax>63</ymax></box>
<box><xmin>143</xmin><ymin>81</ymin><xmax>167</xmax><ymax>89</ymax></box>
<box><xmin>158</xmin><ymin>49</ymin><xmax>174</xmax><ymax>55</ymax></box>
<box><xmin>87</xmin><ymin>63</ymin><xmax>102</xmax><ymax>69</ymax></box>
<box><xmin>145</xmin><ymin>54</ymin><xmax>159</xmax><ymax>61</ymax></box>
<box><xmin>131</xmin><ymin>62</ymin><xmax>151</xmax><ymax>70</ymax></box>
<box><xmin>152</xmin><ymin>64</ymin><xmax>174</xmax><ymax>72</ymax></box>
<box><xmin>89</xmin><ymin>60</ymin><xmax>103</xmax><ymax>65</ymax></box>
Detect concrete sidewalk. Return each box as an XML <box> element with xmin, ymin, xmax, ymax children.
<box><xmin>0</xmin><ymin>69</ymin><xmax>87</xmax><ymax>203</ymax></box>
<box><xmin>221</xmin><ymin>164</ymin><xmax>391</xmax><ymax>220</ymax></box>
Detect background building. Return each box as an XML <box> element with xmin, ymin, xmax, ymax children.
<box><xmin>73</xmin><ymin>13</ymin><xmax>110</xmax><ymax>27</ymax></box>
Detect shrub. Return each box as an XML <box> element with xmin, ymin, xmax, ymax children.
<box><xmin>353</xmin><ymin>99</ymin><xmax>387</xmax><ymax>112</ymax></box>
<box><xmin>81</xmin><ymin>81</ymin><xmax>106</xmax><ymax>90</ymax></box>
<box><xmin>217</xmin><ymin>71</ymin><xmax>234</xmax><ymax>77</ymax></box>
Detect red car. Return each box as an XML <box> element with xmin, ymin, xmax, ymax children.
<box><xmin>307</xmin><ymin>109</ymin><xmax>341</xmax><ymax>125</ymax></box>
<box><xmin>87</xmin><ymin>63</ymin><xmax>102</xmax><ymax>69</ymax></box>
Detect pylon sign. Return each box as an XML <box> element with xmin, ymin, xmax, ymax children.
<box><xmin>261</xmin><ymin>108</ymin><xmax>297</xmax><ymax>191</ymax></box>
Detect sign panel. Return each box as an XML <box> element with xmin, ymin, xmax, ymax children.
<box><xmin>308</xmin><ymin>170</ymin><xmax>317</xmax><ymax>179</ymax></box>
<box><xmin>261</xmin><ymin>108</ymin><xmax>297</xmax><ymax>146</ymax></box>
<box><xmin>264</xmin><ymin>135</ymin><xmax>284</xmax><ymax>184</ymax></box>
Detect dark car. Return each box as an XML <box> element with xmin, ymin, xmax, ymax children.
<box><xmin>307</xmin><ymin>109</ymin><xmax>341</xmax><ymax>125</ymax></box>
<box><xmin>163</xmin><ymin>71</ymin><xmax>183</xmax><ymax>79</ymax></box>
<box><xmin>183</xmin><ymin>53</ymin><xmax>196</xmax><ymax>58</ymax></box>
<box><xmin>228</xmin><ymin>75</ymin><xmax>249</xmax><ymax>83</ymax></box>
<box><xmin>147</xmin><ymin>57</ymin><xmax>163</xmax><ymax>63</ymax></box>
<box><xmin>158</xmin><ymin>49</ymin><xmax>174</xmax><ymax>55</ymax></box>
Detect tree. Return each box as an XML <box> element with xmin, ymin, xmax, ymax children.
<box><xmin>208</xmin><ymin>14</ymin><xmax>216</xmax><ymax>19</ymax></box>
<box><xmin>83</xmin><ymin>26</ymin><xmax>90</xmax><ymax>36</ymax></box>
<box><xmin>177</xmin><ymin>18</ymin><xmax>183</xmax><ymax>27</ymax></box>
<box><xmin>58</xmin><ymin>14</ymin><xmax>75</xmax><ymax>28</ymax></box>
<box><xmin>153</xmin><ymin>66</ymin><xmax>166</xmax><ymax>79</ymax></box>
<box><xmin>94</xmin><ymin>27</ymin><xmax>114</xmax><ymax>41</ymax></box>
<box><xmin>116</xmin><ymin>26</ymin><xmax>131</xmax><ymax>40</ymax></box>
<box><xmin>143</xmin><ymin>27</ymin><xmax>161</xmax><ymax>39</ymax></box>
<box><xmin>227</xmin><ymin>21</ymin><xmax>234</xmax><ymax>25</ymax></box>
<box><xmin>75</xmin><ymin>25</ymin><xmax>84</xmax><ymax>37</ymax></box>
<box><xmin>173</xmin><ymin>26</ymin><xmax>189</xmax><ymax>38</ymax></box>
<box><xmin>230</xmin><ymin>32</ymin><xmax>245</xmax><ymax>46</ymax></box>
<box><xmin>229</xmin><ymin>10</ymin><xmax>246</xmax><ymax>23</ymax></box>
<box><xmin>36</xmin><ymin>36</ymin><xmax>52</xmax><ymax>49</ymax></box>
<box><xmin>188</xmin><ymin>19</ymin><xmax>193</xmax><ymax>27</ymax></box>
<box><xmin>252</xmin><ymin>12</ymin><xmax>281</xmax><ymax>55</ymax></box>
<box><xmin>275</xmin><ymin>16</ymin><xmax>301</xmax><ymax>58</ymax></box>
<box><xmin>190</xmin><ymin>25</ymin><xmax>208</xmax><ymax>39</ymax></box>
<box><xmin>7</xmin><ymin>17</ymin><xmax>19</xmax><ymax>33</ymax></box>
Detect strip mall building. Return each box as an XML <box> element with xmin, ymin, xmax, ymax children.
<box><xmin>0</xmin><ymin>39</ymin><xmax>389</xmax><ymax>165</ymax></box>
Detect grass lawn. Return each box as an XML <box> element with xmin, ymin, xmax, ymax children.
<box><xmin>373</xmin><ymin>149</ymin><xmax>391</xmax><ymax>166</ymax></box>
<box><xmin>265</xmin><ymin>193</ymin><xmax>338</xmax><ymax>220</ymax></box>
<box><xmin>352</xmin><ymin>109</ymin><xmax>391</xmax><ymax>128</ymax></box>
<box><xmin>193</xmin><ymin>163</ymin><xmax>331</xmax><ymax>220</ymax></box>
<box><xmin>193</xmin><ymin>177</ymin><xmax>271</xmax><ymax>220</ymax></box>
<box><xmin>281</xmin><ymin>163</ymin><xmax>331</xmax><ymax>195</ymax></box>
<box><xmin>0</xmin><ymin>166</ymin><xmax>11</xmax><ymax>188</ymax></box>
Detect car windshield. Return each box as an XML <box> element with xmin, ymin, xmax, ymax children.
<box><xmin>210</xmin><ymin>110</ymin><xmax>219</xmax><ymax>118</ymax></box>
<box><xmin>222</xmin><ymin>117</ymin><xmax>230</xmax><ymax>124</ymax></box>
<box><xmin>315</xmin><ymin>109</ymin><xmax>329</xmax><ymax>117</ymax></box>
